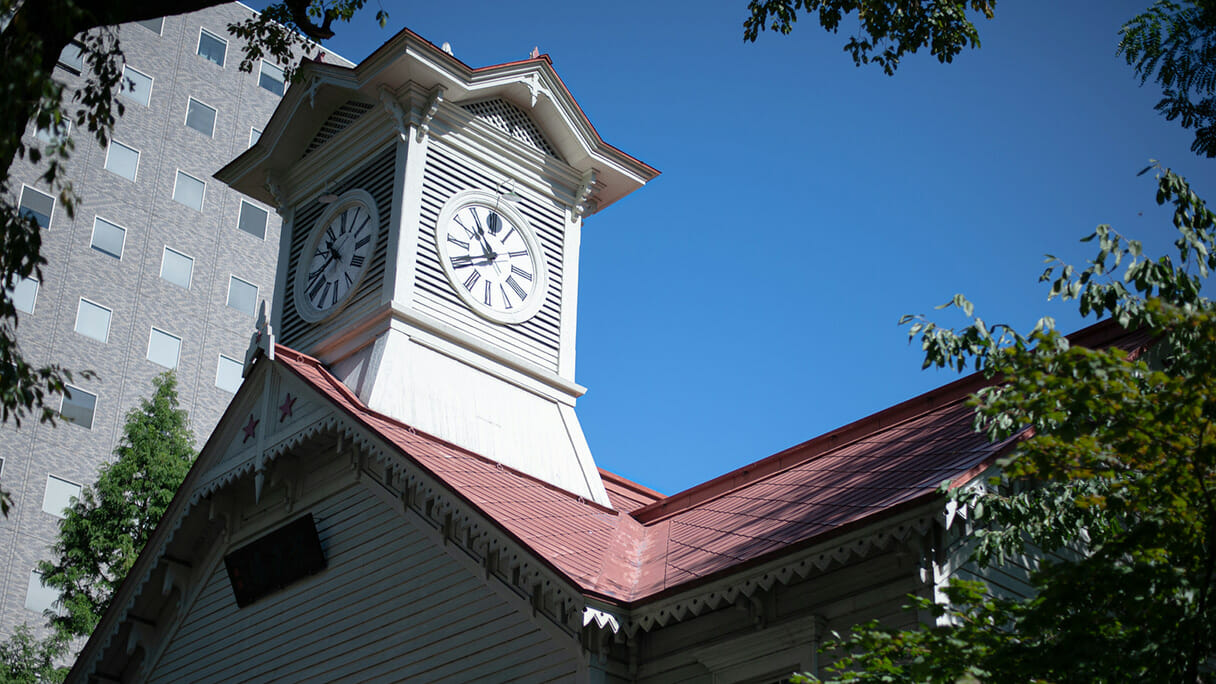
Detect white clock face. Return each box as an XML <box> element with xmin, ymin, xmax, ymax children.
<box><xmin>294</xmin><ymin>193</ymin><xmax>378</xmax><ymax>322</ymax></box>
<box><xmin>437</xmin><ymin>196</ymin><xmax>547</xmax><ymax>324</ymax></box>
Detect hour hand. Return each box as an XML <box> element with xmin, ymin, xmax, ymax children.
<box><xmin>450</xmin><ymin>254</ymin><xmax>481</xmax><ymax>268</ymax></box>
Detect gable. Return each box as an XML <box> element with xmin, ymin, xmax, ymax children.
<box><xmin>463</xmin><ymin>98</ymin><xmax>561</xmax><ymax>159</ymax></box>
<box><xmin>147</xmin><ymin>485</ymin><xmax>579</xmax><ymax>682</ymax></box>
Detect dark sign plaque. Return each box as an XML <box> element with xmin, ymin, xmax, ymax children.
<box><xmin>224</xmin><ymin>513</ymin><xmax>327</xmax><ymax>608</ymax></box>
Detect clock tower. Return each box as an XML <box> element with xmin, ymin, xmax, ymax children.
<box><xmin>216</xmin><ymin>31</ymin><xmax>657</xmax><ymax>506</ymax></box>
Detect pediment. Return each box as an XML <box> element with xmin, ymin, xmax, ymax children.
<box><xmin>216</xmin><ymin>28</ymin><xmax>657</xmax><ymax>214</ymax></box>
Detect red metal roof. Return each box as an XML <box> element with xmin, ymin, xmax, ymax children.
<box><xmin>271</xmin><ymin>318</ymin><xmax>1147</xmax><ymax>605</ymax></box>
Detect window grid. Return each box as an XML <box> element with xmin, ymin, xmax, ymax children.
<box><xmin>226</xmin><ymin>276</ymin><xmax>258</xmax><ymax>317</ymax></box>
<box><xmin>237</xmin><ymin>201</ymin><xmax>268</xmax><ymax>239</ymax></box>
<box><xmin>259</xmin><ymin>61</ymin><xmax>285</xmax><ymax>96</ymax></box>
<box><xmin>60</xmin><ymin>385</ymin><xmax>97</xmax><ymax>429</ymax></box>
<box><xmin>19</xmin><ymin>185</ymin><xmax>54</xmax><ymax>229</ymax></box>
<box><xmin>8</xmin><ymin>276</ymin><xmax>39</xmax><ymax>314</ymax></box>
<box><xmin>147</xmin><ymin>327</ymin><xmax>182</xmax><ymax>369</ymax></box>
<box><xmin>160</xmin><ymin>247</ymin><xmax>194</xmax><ymax>289</ymax></box>
<box><xmin>136</xmin><ymin>17</ymin><xmax>163</xmax><ymax>34</ymax></box>
<box><xmin>216</xmin><ymin>355</ymin><xmax>244</xmax><ymax>393</ymax></box>
<box><xmin>74</xmin><ymin>298</ymin><xmax>111</xmax><ymax>343</ymax></box>
<box><xmin>185</xmin><ymin>97</ymin><xmax>217</xmax><ymax>137</ymax></box>
<box><xmin>104</xmin><ymin>141</ymin><xmax>139</xmax><ymax>181</ymax></box>
<box><xmin>121</xmin><ymin>65</ymin><xmax>153</xmax><ymax>106</ymax></box>
<box><xmin>173</xmin><ymin>170</ymin><xmax>206</xmax><ymax>211</ymax></box>
<box><xmin>197</xmin><ymin>28</ymin><xmax>227</xmax><ymax>67</ymax></box>
<box><xmin>90</xmin><ymin>217</ymin><xmax>126</xmax><ymax>259</ymax></box>
<box><xmin>41</xmin><ymin>474</ymin><xmax>81</xmax><ymax>518</ymax></box>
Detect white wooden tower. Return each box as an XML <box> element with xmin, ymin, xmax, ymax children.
<box><xmin>217</xmin><ymin>31</ymin><xmax>657</xmax><ymax>506</ymax></box>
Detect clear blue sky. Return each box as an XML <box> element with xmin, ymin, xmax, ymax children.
<box><xmin>266</xmin><ymin>0</ymin><xmax>1213</xmax><ymax>495</ymax></box>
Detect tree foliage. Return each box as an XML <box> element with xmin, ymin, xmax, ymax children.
<box><xmin>36</xmin><ymin>372</ymin><xmax>196</xmax><ymax>642</ymax></box>
<box><xmin>0</xmin><ymin>625</ymin><xmax>66</xmax><ymax>684</ymax></box>
<box><xmin>1119</xmin><ymin>0</ymin><xmax>1216</xmax><ymax>158</ymax></box>
<box><xmin>800</xmin><ymin>167</ymin><xmax>1216</xmax><ymax>681</ymax></box>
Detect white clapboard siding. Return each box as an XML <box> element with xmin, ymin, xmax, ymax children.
<box><xmin>280</xmin><ymin>143</ymin><xmax>396</xmax><ymax>349</ymax></box>
<box><xmin>148</xmin><ymin>485</ymin><xmax>578</xmax><ymax>683</ymax></box>
<box><xmin>413</xmin><ymin>140</ymin><xmax>565</xmax><ymax>372</ymax></box>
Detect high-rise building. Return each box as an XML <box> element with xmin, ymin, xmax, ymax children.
<box><xmin>0</xmin><ymin>3</ymin><xmax>351</xmax><ymax>637</ymax></box>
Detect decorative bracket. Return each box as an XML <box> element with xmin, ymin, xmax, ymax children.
<box><xmin>574</xmin><ymin>169</ymin><xmax>597</xmax><ymax>217</ymax></box>
<box><xmin>378</xmin><ymin>85</ymin><xmax>408</xmax><ymax>142</ymax></box>
<box><xmin>416</xmin><ymin>86</ymin><xmax>444</xmax><ymax>142</ymax></box>
<box><xmin>307</xmin><ymin>75</ymin><xmax>321</xmax><ymax>109</ymax></box>
<box><xmin>263</xmin><ymin>171</ymin><xmax>285</xmax><ymax>215</ymax></box>
<box><xmin>523</xmin><ymin>72</ymin><xmax>551</xmax><ymax>108</ymax></box>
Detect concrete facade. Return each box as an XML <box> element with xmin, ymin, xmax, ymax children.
<box><xmin>0</xmin><ymin>4</ymin><xmax>348</xmax><ymax>638</ymax></box>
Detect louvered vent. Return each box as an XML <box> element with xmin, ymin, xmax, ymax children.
<box><xmin>463</xmin><ymin>99</ymin><xmax>560</xmax><ymax>158</ymax></box>
<box><xmin>304</xmin><ymin>101</ymin><xmax>375</xmax><ymax>157</ymax></box>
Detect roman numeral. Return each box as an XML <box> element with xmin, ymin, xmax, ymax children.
<box><xmin>499</xmin><ymin>284</ymin><xmax>512</xmax><ymax>309</ymax></box>
<box><xmin>447</xmin><ymin>235</ymin><xmax>470</xmax><ymax>249</ymax></box>
<box><xmin>483</xmin><ymin>280</ymin><xmax>492</xmax><ymax>306</ymax></box>
<box><xmin>331</xmin><ymin>283</ymin><xmax>340</xmax><ymax>305</ymax></box>
<box><xmin>469</xmin><ymin>208</ymin><xmax>484</xmax><ymax>233</ymax></box>
<box><xmin>316</xmin><ymin>281</ymin><xmax>332</xmax><ymax>306</ymax></box>
<box><xmin>450</xmin><ymin>255</ymin><xmax>477</xmax><ymax>268</ymax></box>
<box><xmin>352</xmin><ymin>213</ymin><xmax>370</xmax><ymax>235</ymax></box>
<box><xmin>338</xmin><ymin>211</ymin><xmax>348</xmax><ymax>235</ymax></box>
<box><xmin>508</xmin><ymin>250</ymin><xmax>528</xmax><ymax>258</ymax></box>
<box><xmin>344</xmin><ymin>272</ymin><xmax>354</xmax><ymax>287</ymax></box>
<box><xmin>463</xmin><ymin>270</ymin><xmax>480</xmax><ymax>291</ymax></box>
<box><xmin>354</xmin><ymin>235</ymin><xmax>370</xmax><ymax>249</ymax></box>
<box><xmin>506</xmin><ymin>275</ymin><xmax>527</xmax><ymax>300</ymax></box>
<box><xmin>510</xmin><ymin>265</ymin><xmax>532</xmax><ymax>281</ymax></box>
<box><xmin>350</xmin><ymin>255</ymin><xmax>365</xmax><ymax>268</ymax></box>
<box><xmin>453</xmin><ymin>216</ymin><xmax>475</xmax><ymax>238</ymax></box>
<box><xmin>502</xmin><ymin>226</ymin><xmax>516</xmax><ymax>242</ymax></box>
<box><xmin>308</xmin><ymin>276</ymin><xmax>325</xmax><ymax>300</ymax></box>
<box><xmin>326</xmin><ymin>226</ymin><xmax>337</xmax><ymax>242</ymax></box>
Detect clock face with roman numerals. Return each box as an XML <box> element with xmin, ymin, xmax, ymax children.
<box><xmin>437</xmin><ymin>193</ymin><xmax>548</xmax><ymax>325</ymax></box>
<box><xmin>294</xmin><ymin>192</ymin><xmax>379</xmax><ymax>323</ymax></box>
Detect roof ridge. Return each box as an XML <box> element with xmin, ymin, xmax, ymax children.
<box><xmin>631</xmin><ymin>369</ymin><xmax>991</xmax><ymax>524</ymax></box>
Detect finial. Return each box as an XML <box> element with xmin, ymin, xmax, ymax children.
<box><xmin>530</xmin><ymin>46</ymin><xmax>539</xmax><ymax>59</ymax></box>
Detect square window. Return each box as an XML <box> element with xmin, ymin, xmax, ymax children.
<box><xmin>137</xmin><ymin>17</ymin><xmax>163</xmax><ymax>34</ymax></box>
<box><xmin>7</xmin><ymin>276</ymin><xmax>39</xmax><ymax>314</ymax></box>
<box><xmin>90</xmin><ymin>217</ymin><xmax>126</xmax><ymax>259</ymax></box>
<box><xmin>121</xmin><ymin>66</ymin><xmax>152</xmax><ymax>106</ymax></box>
<box><xmin>185</xmin><ymin>97</ymin><xmax>217</xmax><ymax>137</ymax></box>
<box><xmin>74</xmin><ymin>298</ymin><xmax>111</xmax><ymax>343</ymax></box>
<box><xmin>237</xmin><ymin>201</ymin><xmax>268</xmax><ymax>239</ymax></box>
<box><xmin>216</xmin><ymin>355</ymin><xmax>243</xmax><ymax>393</ymax></box>
<box><xmin>185</xmin><ymin>98</ymin><xmax>217</xmax><ymax>137</ymax></box>
<box><xmin>226</xmin><ymin>276</ymin><xmax>257</xmax><ymax>316</ymax></box>
<box><xmin>26</xmin><ymin>572</ymin><xmax>61</xmax><ymax>614</ymax></box>
<box><xmin>41</xmin><ymin>475</ymin><xmax>81</xmax><ymax>518</ymax></box>
<box><xmin>35</xmin><ymin>118</ymin><xmax>71</xmax><ymax>146</ymax></box>
<box><xmin>60</xmin><ymin>385</ymin><xmax>96</xmax><ymax>428</ymax></box>
<box><xmin>197</xmin><ymin>28</ymin><xmax>227</xmax><ymax>67</ymax></box>
<box><xmin>104</xmin><ymin>141</ymin><xmax>139</xmax><ymax>181</ymax></box>
<box><xmin>147</xmin><ymin>327</ymin><xmax>182</xmax><ymax>369</ymax></box>
<box><xmin>259</xmin><ymin>61</ymin><xmax>285</xmax><ymax>96</ymax></box>
<box><xmin>173</xmin><ymin>171</ymin><xmax>205</xmax><ymax>210</ymax></box>
<box><xmin>160</xmin><ymin>247</ymin><xmax>193</xmax><ymax>289</ymax></box>
<box><xmin>57</xmin><ymin>42</ymin><xmax>83</xmax><ymax>73</ymax></box>
<box><xmin>249</xmin><ymin>127</ymin><xmax>262</xmax><ymax>147</ymax></box>
<box><xmin>19</xmin><ymin>186</ymin><xmax>54</xmax><ymax>229</ymax></box>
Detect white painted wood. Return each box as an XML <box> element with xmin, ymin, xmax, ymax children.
<box><xmin>558</xmin><ymin>208</ymin><xmax>582</xmax><ymax>379</ymax></box>
<box><xmin>360</xmin><ymin>328</ymin><xmax>609</xmax><ymax>504</ymax></box>
<box><xmin>146</xmin><ymin>485</ymin><xmax>579</xmax><ymax>683</ymax></box>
